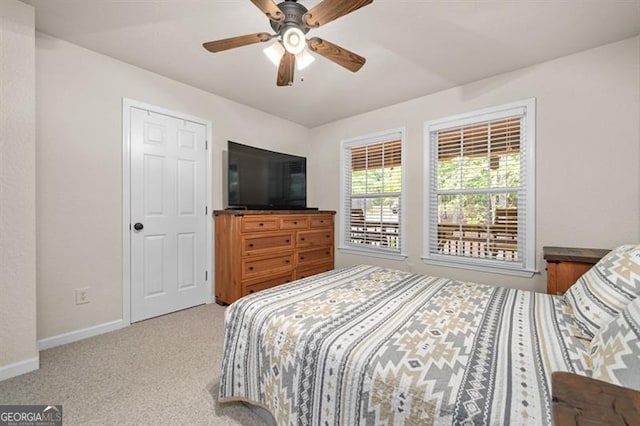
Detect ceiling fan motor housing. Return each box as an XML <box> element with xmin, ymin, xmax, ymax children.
<box><xmin>271</xmin><ymin>0</ymin><xmax>311</xmax><ymax>35</ymax></box>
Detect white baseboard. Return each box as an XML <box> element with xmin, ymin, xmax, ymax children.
<box><xmin>38</xmin><ymin>319</ymin><xmax>125</xmax><ymax>351</ymax></box>
<box><xmin>0</xmin><ymin>356</ymin><xmax>39</xmax><ymax>382</ymax></box>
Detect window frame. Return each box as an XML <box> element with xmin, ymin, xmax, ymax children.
<box><xmin>339</xmin><ymin>127</ymin><xmax>407</xmax><ymax>260</ymax></box>
<box><xmin>422</xmin><ymin>99</ymin><xmax>536</xmax><ymax>277</ymax></box>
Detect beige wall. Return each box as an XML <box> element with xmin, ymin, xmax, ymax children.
<box><xmin>24</xmin><ymin>30</ymin><xmax>640</xmax><ymax>345</ymax></box>
<box><xmin>0</xmin><ymin>0</ymin><xmax>38</xmax><ymax>376</ymax></box>
<box><xmin>35</xmin><ymin>34</ymin><xmax>310</xmax><ymax>339</ymax></box>
<box><xmin>308</xmin><ymin>37</ymin><xmax>640</xmax><ymax>293</ymax></box>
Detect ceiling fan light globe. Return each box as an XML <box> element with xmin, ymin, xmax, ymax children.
<box><xmin>263</xmin><ymin>42</ymin><xmax>285</xmax><ymax>66</ymax></box>
<box><xmin>296</xmin><ymin>48</ymin><xmax>315</xmax><ymax>71</ymax></box>
<box><xmin>282</xmin><ymin>27</ymin><xmax>306</xmax><ymax>55</ymax></box>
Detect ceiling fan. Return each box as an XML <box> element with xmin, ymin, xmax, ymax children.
<box><xmin>202</xmin><ymin>0</ymin><xmax>373</xmax><ymax>86</ymax></box>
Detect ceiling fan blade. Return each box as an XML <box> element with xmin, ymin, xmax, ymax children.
<box><xmin>277</xmin><ymin>52</ymin><xmax>295</xmax><ymax>86</ymax></box>
<box><xmin>308</xmin><ymin>37</ymin><xmax>366</xmax><ymax>72</ymax></box>
<box><xmin>249</xmin><ymin>0</ymin><xmax>284</xmax><ymax>21</ymax></box>
<box><xmin>203</xmin><ymin>33</ymin><xmax>273</xmax><ymax>53</ymax></box>
<box><xmin>303</xmin><ymin>0</ymin><xmax>373</xmax><ymax>28</ymax></box>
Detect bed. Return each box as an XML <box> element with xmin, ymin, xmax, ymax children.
<box><xmin>219</xmin><ymin>245</ymin><xmax>640</xmax><ymax>425</ymax></box>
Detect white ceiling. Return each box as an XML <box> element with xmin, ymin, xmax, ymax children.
<box><xmin>22</xmin><ymin>0</ymin><xmax>640</xmax><ymax>127</ymax></box>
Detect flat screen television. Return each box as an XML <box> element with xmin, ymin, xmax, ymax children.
<box><xmin>227</xmin><ymin>141</ymin><xmax>307</xmax><ymax>210</ymax></box>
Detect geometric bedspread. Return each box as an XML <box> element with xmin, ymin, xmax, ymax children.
<box><xmin>219</xmin><ymin>265</ymin><xmax>591</xmax><ymax>425</ymax></box>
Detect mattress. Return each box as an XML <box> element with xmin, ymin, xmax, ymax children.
<box><xmin>219</xmin><ymin>265</ymin><xmax>590</xmax><ymax>425</ymax></box>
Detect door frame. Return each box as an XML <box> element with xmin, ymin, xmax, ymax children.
<box><xmin>122</xmin><ymin>98</ymin><xmax>213</xmax><ymax>326</ymax></box>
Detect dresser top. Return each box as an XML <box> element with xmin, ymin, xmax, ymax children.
<box><xmin>214</xmin><ymin>209</ymin><xmax>336</xmax><ymax>216</ymax></box>
<box><xmin>543</xmin><ymin>246</ymin><xmax>610</xmax><ymax>264</ymax></box>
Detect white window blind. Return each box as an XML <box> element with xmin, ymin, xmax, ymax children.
<box><xmin>424</xmin><ymin>100</ymin><xmax>535</xmax><ymax>275</ymax></box>
<box><xmin>341</xmin><ymin>130</ymin><xmax>405</xmax><ymax>256</ymax></box>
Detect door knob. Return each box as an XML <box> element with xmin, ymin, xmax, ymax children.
<box><xmin>134</xmin><ymin>223</ymin><xmax>144</xmax><ymax>231</ymax></box>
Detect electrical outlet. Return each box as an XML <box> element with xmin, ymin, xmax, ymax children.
<box><xmin>75</xmin><ymin>287</ymin><xmax>90</xmax><ymax>305</ymax></box>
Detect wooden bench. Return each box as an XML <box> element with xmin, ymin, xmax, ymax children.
<box><xmin>552</xmin><ymin>372</ymin><xmax>640</xmax><ymax>425</ymax></box>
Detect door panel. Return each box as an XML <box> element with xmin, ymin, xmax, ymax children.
<box><xmin>145</xmin><ymin>122</ymin><xmax>165</xmax><ymax>145</ymax></box>
<box><xmin>178</xmin><ymin>129</ymin><xmax>195</xmax><ymax>150</ymax></box>
<box><xmin>177</xmin><ymin>160</ymin><xmax>196</xmax><ymax>215</ymax></box>
<box><xmin>130</xmin><ymin>107</ymin><xmax>208</xmax><ymax>322</ymax></box>
<box><xmin>177</xmin><ymin>232</ymin><xmax>196</xmax><ymax>290</ymax></box>
<box><xmin>144</xmin><ymin>154</ymin><xmax>165</xmax><ymax>216</ymax></box>
<box><xmin>144</xmin><ymin>235</ymin><xmax>166</xmax><ymax>296</ymax></box>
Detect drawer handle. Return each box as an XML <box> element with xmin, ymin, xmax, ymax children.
<box><xmin>285</xmin><ymin>259</ymin><xmax>290</xmax><ymax>263</ymax></box>
<box><xmin>249</xmin><ymin>290</ymin><xmax>254</xmax><ymax>294</ymax></box>
<box><xmin>259</xmin><ymin>223</ymin><xmax>264</xmax><ymax>227</ymax></box>
<box><xmin>285</xmin><ymin>239</ymin><xmax>290</xmax><ymax>243</ymax></box>
<box><xmin>326</xmin><ymin>235</ymin><xmax>330</xmax><ymax>238</ymax></box>
<box><xmin>325</xmin><ymin>251</ymin><xmax>329</xmax><ymax>255</ymax></box>
<box><xmin>248</xmin><ymin>243</ymin><xmax>254</xmax><ymax>248</ymax></box>
<box><xmin>301</xmin><ymin>256</ymin><xmax>305</xmax><ymax>260</ymax></box>
<box><xmin>301</xmin><ymin>237</ymin><xmax>305</xmax><ymax>241</ymax></box>
<box><xmin>248</xmin><ymin>266</ymin><xmax>254</xmax><ymax>271</ymax></box>
<box><xmin>286</xmin><ymin>280</ymin><xmax>291</xmax><ymax>283</ymax></box>
<box><xmin>293</xmin><ymin>221</ymin><xmax>297</xmax><ymax>225</ymax></box>
<box><xmin>300</xmin><ymin>275</ymin><xmax>306</xmax><ymax>279</ymax></box>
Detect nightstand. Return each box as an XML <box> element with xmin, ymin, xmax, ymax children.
<box><xmin>543</xmin><ymin>246</ymin><xmax>610</xmax><ymax>295</ymax></box>
<box><xmin>552</xmin><ymin>372</ymin><xmax>640</xmax><ymax>425</ymax></box>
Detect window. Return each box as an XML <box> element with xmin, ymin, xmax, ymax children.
<box><xmin>423</xmin><ymin>99</ymin><xmax>535</xmax><ymax>276</ymax></box>
<box><xmin>340</xmin><ymin>129</ymin><xmax>406</xmax><ymax>258</ymax></box>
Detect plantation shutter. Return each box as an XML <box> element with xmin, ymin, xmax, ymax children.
<box><xmin>427</xmin><ymin>103</ymin><xmax>532</xmax><ymax>271</ymax></box>
<box><xmin>342</xmin><ymin>134</ymin><xmax>403</xmax><ymax>254</ymax></box>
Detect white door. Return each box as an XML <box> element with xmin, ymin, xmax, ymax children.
<box><xmin>130</xmin><ymin>107</ymin><xmax>208</xmax><ymax>322</ymax></box>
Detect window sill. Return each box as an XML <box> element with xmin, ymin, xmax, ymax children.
<box><xmin>421</xmin><ymin>255</ymin><xmax>537</xmax><ymax>278</ymax></box>
<box><xmin>339</xmin><ymin>247</ymin><xmax>407</xmax><ymax>261</ymax></box>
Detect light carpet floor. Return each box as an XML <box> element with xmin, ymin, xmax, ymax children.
<box><xmin>0</xmin><ymin>303</ymin><xmax>267</xmax><ymax>425</ymax></box>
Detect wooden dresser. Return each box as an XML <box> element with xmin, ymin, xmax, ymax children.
<box><xmin>543</xmin><ymin>246</ymin><xmax>610</xmax><ymax>295</ymax></box>
<box><xmin>214</xmin><ymin>210</ymin><xmax>335</xmax><ymax>305</ymax></box>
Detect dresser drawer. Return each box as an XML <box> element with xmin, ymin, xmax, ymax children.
<box><xmin>296</xmin><ymin>262</ymin><xmax>333</xmax><ymax>280</ymax></box>
<box><xmin>297</xmin><ymin>230</ymin><xmax>333</xmax><ymax>248</ymax></box>
<box><xmin>280</xmin><ymin>216</ymin><xmax>309</xmax><ymax>230</ymax></box>
<box><xmin>242</xmin><ymin>232</ymin><xmax>293</xmax><ymax>254</ymax></box>
<box><xmin>310</xmin><ymin>215</ymin><xmax>333</xmax><ymax>229</ymax></box>
<box><xmin>242</xmin><ymin>253</ymin><xmax>294</xmax><ymax>279</ymax></box>
<box><xmin>297</xmin><ymin>247</ymin><xmax>332</xmax><ymax>266</ymax></box>
<box><xmin>241</xmin><ymin>216</ymin><xmax>279</xmax><ymax>233</ymax></box>
<box><xmin>242</xmin><ymin>272</ymin><xmax>294</xmax><ymax>296</ymax></box>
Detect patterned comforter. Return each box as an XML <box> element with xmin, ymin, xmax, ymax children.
<box><xmin>219</xmin><ymin>265</ymin><xmax>591</xmax><ymax>425</ymax></box>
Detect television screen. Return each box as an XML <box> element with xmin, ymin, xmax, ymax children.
<box><xmin>227</xmin><ymin>141</ymin><xmax>307</xmax><ymax>209</ymax></box>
